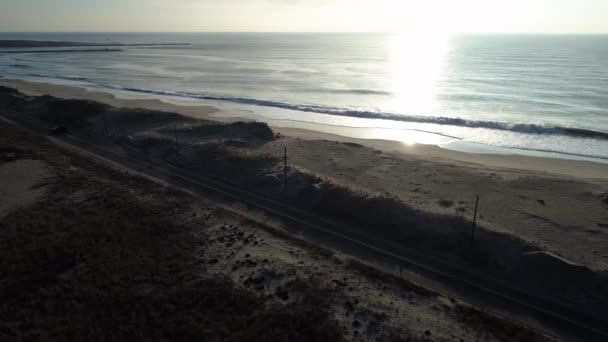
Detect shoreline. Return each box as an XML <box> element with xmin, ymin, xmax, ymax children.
<box><xmin>0</xmin><ymin>40</ymin><xmax>190</xmax><ymax>48</ymax></box>
<box><xmin>1</xmin><ymin>49</ymin><xmax>123</xmax><ymax>53</ymax></box>
<box><xmin>2</xmin><ymin>77</ymin><xmax>608</xmax><ymax>180</ymax></box>
<box><xmin>2</xmin><ymin>84</ymin><xmax>607</xmax><ymax>312</ymax></box>
<box><xmin>0</xmin><ymin>119</ymin><xmax>563</xmax><ymax>341</ymax></box>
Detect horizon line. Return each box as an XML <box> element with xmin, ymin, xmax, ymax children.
<box><xmin>1</xmin><ymin>31</ymin><xmax>608</xmax><ymax>35</ymax></box>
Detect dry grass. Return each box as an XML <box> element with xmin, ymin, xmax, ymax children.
<box><xmin>3</xmin><ymin>87</ymin><xmax>541</xmax><ymax>272</ymax></box>
<box><xmin>5</xmin><ymin>87</ymin><xmax>535</xmax><ymax>272</ymax></box>
<box><xmin>453</xmin><ymin>305</ymin><xmax>552</xmax><ymax>342</ymax></box>
<box><xmin>175</xmin><ymin>121</ymin><xmax>275</xmax><ymax>142</ymax></box>
<box><xmin>438</xmin><ymin>199</ymin><xmax>454</xmax><ymax>208</ymax></box>
<box><xmin>0</xmin><ymin>86</ymin><xmax>561</xmax><ymax>342</ymax></box>
<box><xmin>310</xmin><ymin>182</ymin><xmax>535</xmax><ymax>270</ymax></box>
<box><xmin>345</xmin><ymin>259</ymin><xmax>436</xmax><ymax>297</ymax></box>
<box><xmin>0</xmin><ymin>122</ymin><xmax>344</xmax><ymax>342</ymax></box>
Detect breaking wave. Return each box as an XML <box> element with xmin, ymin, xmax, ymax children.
<box><xmin>20</xmin><ymin>74</ymin><xmax>608</xmax><ymax>141</ymax></box>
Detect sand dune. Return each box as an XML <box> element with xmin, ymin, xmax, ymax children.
<box><xmin>2</xmin><ymin>81</ymin><xmax>608</xmax><ymax>319</ymax></box>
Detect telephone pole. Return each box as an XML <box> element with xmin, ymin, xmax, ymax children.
<box><xmin>283</xmin><ymin>146</ymin><xmax>288</xmax><ymax>192</ymax></box>
<box><xmin>102</xmin><ymin>111</ymin><xmax>109</xmax><ymax>136</ymax></box>
<box><xmin>174</xmin><ymin>124</ymin><xmax>180</xmax><ymax>158</ymax></box>
<box><xmin>470</xmin><ymin>194</ymin><xmax>479</xmax><ymax>247</ymax></box>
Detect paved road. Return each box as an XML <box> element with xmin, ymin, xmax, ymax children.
<box><xmin>2</xmin><ymin>108</ymin><xmax>607</xmax><ymax>341</ymax></box>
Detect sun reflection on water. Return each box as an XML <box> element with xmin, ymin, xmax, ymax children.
<box><xmin>384</xmin><ymin>32</ymin><xmax>450</xmax><ymax>116</ymax></box>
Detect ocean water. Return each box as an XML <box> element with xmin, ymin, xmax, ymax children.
<box><xmin>1</xmin><ymin>32</ymin><xmax>608</xmax><ymax>161</ymax></box>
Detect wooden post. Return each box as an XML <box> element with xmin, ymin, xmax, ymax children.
<box><xmin>174</xmin><ymin>124</ymin><xmax>179</xmax><ymax>157</ymax></box>
<box><xmin>283</xmin><ymin>146</ymin><xmax>287</xmax><ymax>192</ymax></box>
<box><xmin>102</xmin><ymin>111</ymin><xmax>109</xmax><ymax>136</ymax></box>
<box><xmin>471</xmin><ymin>194</ymin><xmax>479</xmax><ymax>247</ymax></box>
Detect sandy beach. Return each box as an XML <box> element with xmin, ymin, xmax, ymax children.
<box><xmin>3</xmin><ymin>78</ymin><xmax>608</xmax><ymax>180</ymax></box>
<box><xmin>2</xmin><ymin>78</ymin><xmax>608</xmax><ymax>270</ymax></box>
<box><xmin>2</xmin><ymin>78</ymin><xmax>608</xmax><ymax>312</ymax></box>
<box><xmin>0</xmin><ymin>97</ymin><xmax>557</xmax><ymax>342</ymax></box>
<box><xmin>3</xmin><ymin>0</ymin><xmax>608</xmax><ymax>338</ymax></box>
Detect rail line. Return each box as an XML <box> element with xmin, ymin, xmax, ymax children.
<box><xmin>2</xmin><ymin>108</ymin><xmax>607</xmax><ymax>341</ymax></box>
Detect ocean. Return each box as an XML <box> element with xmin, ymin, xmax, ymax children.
<box><xmin>1</xmin><ymin>32</ymin><xmax>608</xmax><ymax>161</ymax></box>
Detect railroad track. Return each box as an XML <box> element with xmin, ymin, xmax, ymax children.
<box><xmin>2</xmin><ymin>108</ymin><xmax>607</xmax><ymax>341</ymax></box>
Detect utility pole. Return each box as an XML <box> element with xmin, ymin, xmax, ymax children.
<box><xmin>174</xmin><ymin>124</ymin><xmax>180</xmax><ymax>158</ymax></box>
<box><xmin>283</xmin><ymin>146</ymin><xmax>287</xmax><ymax>192</ymax></box>
<box><xmin>470</xmin><ymin>194</ymin><xmax>479</xmax><ymax>247</ymax></box>
<box><xmin>102</xmin><ymin>111</ymin><xmax>109</xmax><ymax>136</ymax></box>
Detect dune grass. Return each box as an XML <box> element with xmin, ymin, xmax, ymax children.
<box><xmin>0</xmin><ymin>123</ymin><xmax>344</xmax><ymax>342</ymax></box>
<box><xmin>2</xmin><ymin>88</ymin><xmax>534</xmax><ymax>271</ymax></box>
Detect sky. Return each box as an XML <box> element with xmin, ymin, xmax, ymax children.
<box><xmin>1</xmin><ymin>0</ymin><xmax>607</xmax><ymax>33</ymax></box>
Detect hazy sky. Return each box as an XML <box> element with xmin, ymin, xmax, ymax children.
<box><xmin>1</xmin><ymin>0</ymin><xmax>607</xmax><ymax>33</ymax></box>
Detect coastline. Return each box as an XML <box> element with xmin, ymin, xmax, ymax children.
<box><xmin>0</xmin><ymin>117</ymin><xmax>564</xmax><ymax>341</ymax></box>
<box><xmin>2</xmin><ymin>77</ymin><xmax>608</xmax><ymax>180</ymax></box>
<box><xmin>0</xmin><ymin>78</ymin><xmax>220</xmax><ymax>121</ymax></box>
<box><xmin>2</xmin><ymin>82</ymin><xmax>607</xmax><ymax>328</ymax></box>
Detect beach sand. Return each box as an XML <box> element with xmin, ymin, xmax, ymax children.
<box><xmin>0</xmin><ymin>118</ymin><xmax>553</xmax><ymax>342</ymax></box>
<box><xmin>0</xmin><ymin>78</ymin><xmax>219</xmax><ymax>121</ymax></box>
<box><xmin>3</xmin><ymin>78</ymin><xmax>607</xmax><ymax>179</ymax></box>
<box><xmin>2</xmin><ymin>77</ymin><xmax>608</xmax><ymax>275</ymax></box>
<box><xmin>0</xmin><ymin>159</ymin><xmax>49</xmax><ymax>217</ymax></box>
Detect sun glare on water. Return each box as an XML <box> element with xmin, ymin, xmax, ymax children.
<box><xmin>382</xmin><ymin>1</ymin><xmax>452</xmax><ymax>117</ymax></box>
<box><xmin>385</xmin><ymin>31</ymin><xmax>450</xmax><ymax>117</ymax></box>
